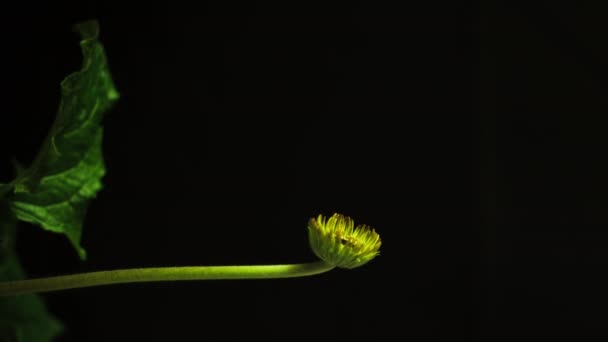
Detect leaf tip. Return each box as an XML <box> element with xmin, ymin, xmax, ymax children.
<box><xmin>70</xmin><ymin>237</ymin><xmax>87</xmax><ymax>261</ymax></box>
<box><xmin>73</xmin><ymin>20</ymin><xmax>100</xmax><ymax>41</ymax></box>
<box><xmin>78</xmin><ymin>248</ymin><xmax>87</xmax><ymax>261</ymax></box>
<box><xmin>108</xmin><ymin>87</ymin><xmax>120</xmax><ymax>101</ymax></box>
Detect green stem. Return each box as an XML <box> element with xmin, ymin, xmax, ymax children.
<box><xmin>0</xmin><ymin>261</ymin><xmax>335</xmax><ymax>296</ymax></box>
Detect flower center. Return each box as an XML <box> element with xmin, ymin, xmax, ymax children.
<box><xmin>335</xmin><ymin>233</ymin><xmax>359</xmax><ymax>248</ymax></box>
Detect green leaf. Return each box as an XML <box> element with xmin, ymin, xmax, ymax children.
<box><xmin>8</xmin><ymin>20</ymin><xmax>119</xmax><ymax>259</ymax></box>
<box><xmin>0</xmin><ymin>203</ymin><xmax>63</xmax><ymax>342</ymax></box>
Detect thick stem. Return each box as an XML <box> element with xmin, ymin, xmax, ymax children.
<box><xmin>0</xmin><ymin>261</ymin><xmax>335</xmax><ymax>296</ymax></box>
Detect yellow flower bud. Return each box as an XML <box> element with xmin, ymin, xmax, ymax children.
<box><xmin>308</xmin><ymin>213</ymin><xmax>381</xmax><ymax>269</ymax></box>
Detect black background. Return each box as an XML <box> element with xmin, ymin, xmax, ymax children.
<box><xmin>480</xmin><ymin>1</ymin><xmax>608</xmax><ymax>341</ymax></box>
<box><xmin>15</xmin><ymin>1</ymin><xmax>608</xmax><ymax>341</ymax></box>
